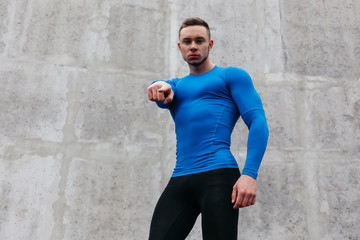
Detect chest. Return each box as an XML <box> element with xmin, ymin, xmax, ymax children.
<box><xmin>175</xmin><ymin>74</ymin><xmax>231</xmax><ymax>103</ymax></box>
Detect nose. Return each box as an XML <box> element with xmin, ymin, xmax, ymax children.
<box><xmin>190</xmin><ymin>41</ymin><xmax>198</xmax><ymax>51</ymax></box>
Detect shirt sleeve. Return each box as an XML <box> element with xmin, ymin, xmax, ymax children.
<box><xmin>226</xmin><ymin>67</ymin><xmax>269</xmax><ymax>179</ymax></box>
<box><xmin>241</xmin><ymin>109</ymin><xmax>269</xmax><ymax>179</ymax></box>
<box><xmin>225</xmin><ymin>67</ymin><xmax>264</xmax><ymax>115</ymax></box>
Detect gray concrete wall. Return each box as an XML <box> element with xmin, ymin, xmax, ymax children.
<box><xmin>0</xmin><ymin>0</ymin><xmax>359</xmax><ymax>239</ymax></box>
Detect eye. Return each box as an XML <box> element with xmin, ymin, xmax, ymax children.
<box><xmin>196</xmin><ymin>39</ymin><xmax>204</xmax><ymax>44</ymax></box>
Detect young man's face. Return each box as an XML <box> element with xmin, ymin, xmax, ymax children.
<box><xmin>178</xmin><ymin>25</ymin><xmax>213</xmax><ymax>67</ymax></box>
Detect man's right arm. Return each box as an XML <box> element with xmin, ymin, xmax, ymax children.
<box><xmin>147</xmin><ymin>81</ymin><xmax>175</xmax><ymax>108</ymax></box>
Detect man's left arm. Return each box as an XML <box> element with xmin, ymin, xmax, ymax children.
<box><xmin>231</xmin><ymin>109</ymin><xmax>268</xmax><ymax>208</ymax></box>
<box><xmin>225</xmin><ymin>67</ymin><xmax>269</xmax><ymax>209</ymax></box>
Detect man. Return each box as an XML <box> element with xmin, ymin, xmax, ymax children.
<box><xmin>147</xmin><ymin>17</ymin><xmax>269</xmax><ymax>240</ymax></box>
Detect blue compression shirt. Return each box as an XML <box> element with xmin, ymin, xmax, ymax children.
<box><xmin>155</xmin><ymin>66</ymin><xmax>269</xmax><ymax>179</ymax></box>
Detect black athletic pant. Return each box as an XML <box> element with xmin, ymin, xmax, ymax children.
<box><xmin>149</xmin><ymin>168</ymin><xmax>240</xmax><ymax>240</ymax></box>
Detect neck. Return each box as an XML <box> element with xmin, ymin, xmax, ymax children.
<box><xmin>188</xmin><ymin>59</ymin><xmax>215</xmax><ymax>75</ymax></box>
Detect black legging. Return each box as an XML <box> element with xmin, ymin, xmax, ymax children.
<box><xmin>149</xmin><ymin>168</ymin><xmax>240</xmax><ymax>240</ymax></box>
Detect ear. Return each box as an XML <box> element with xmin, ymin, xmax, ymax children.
<box><xmin>209</xmin><ymin>40</ymin><xmax>214</xmax><ymax>51</ymax></box>
<box><xmin>178</xmin><ymin>41</ymin><xmax>181</xmax><ymax>51</ymax></box>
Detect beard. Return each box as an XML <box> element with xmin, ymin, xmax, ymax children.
<box><xmin>184</xmin><ymin>48</ymin><xmax>210</xmax><ymax>67</ymax></box>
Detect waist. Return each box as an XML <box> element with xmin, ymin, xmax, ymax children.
<box><xmin>172</xmin><ymin>150</ymin><xmax>239</xmax><ymax>177</ymax></box>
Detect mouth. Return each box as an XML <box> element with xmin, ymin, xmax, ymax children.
<box><xmin>188</xmin><ymin>54</ymin><xmax>200</xmax><ymax>59</ymax></box>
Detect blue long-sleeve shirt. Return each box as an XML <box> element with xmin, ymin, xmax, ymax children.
<box><xmin>155</xmin><ymin>66</ymin><xmax>269</xmax><ymax>179</ymax></box>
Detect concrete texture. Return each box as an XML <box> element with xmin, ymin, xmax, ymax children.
<box><xmin>0</xmin><ymin>0</ymin><xmax>359</xmax><ymax>239</ymax></box>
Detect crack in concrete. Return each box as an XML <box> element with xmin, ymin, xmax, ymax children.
<box><xmin>49</xmin><ymin>71</ymin><xmax>83</xmax><ymax>240</ymax></box>
<box><xmin>295</xmin><ymin>79</ymin><xmax>325</xmax><ymax>239</ymax></box>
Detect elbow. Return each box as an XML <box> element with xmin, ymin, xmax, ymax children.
<box><xmin>246</xmin><ymin>110</ymin><xmax>269</xmax><ymax>143</ymax></box>
<box><xmin>259</xmin><ymin>115</ymin><xmax>269</xmax><ymax>143</ymax></box>
<box><xmin>264</xmin><ymin>121</ymin><xmax>269</xmax><ymax>139</ymax></box>
<box><xmin>257</xmin><ymin>118</ymin><xmax>269</xmax><ymax>145</ymax></box>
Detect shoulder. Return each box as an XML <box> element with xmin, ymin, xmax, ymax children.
<box><xmin>166</xmin><ymin>77</ymin><xmax>181</xmax><ymax>86</ymax></box>
<box><xmin>225</xmin><ymin>66</ymin><xmax>250</xmax><ymax>78</ymax></box>
<box><xmin>221</xmin><ymin>66</ymin><xmax>252</xmax><ymax>85</ymax></box>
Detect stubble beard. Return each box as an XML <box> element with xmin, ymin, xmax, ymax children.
<box><xmin>184</xmin><ymin>48</ymin><xmax>210</xmax><ymax>67</ymax></box>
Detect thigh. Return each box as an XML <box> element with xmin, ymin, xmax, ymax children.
<box><xmin>199</xmin><ymin>169</ymin><xmax>240</xmax><ymax>240</ymax></box>
<box><xmin>149</xmin><ymin>177</ymin><xmax>200</xmax><ymax>240</ymax></box>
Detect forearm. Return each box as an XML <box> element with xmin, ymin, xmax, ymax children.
<box><xmin>156</xmin><ymin>99</ymin><xmax>172</xmax><ymax>109</ymax></box>
<box><xmin>241</xmin><ymin>109</ymin><xmax>269</xmax><ymax>179</ymax></box>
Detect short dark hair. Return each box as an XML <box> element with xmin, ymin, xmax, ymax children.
<box><xmin>179</xmin><ymin>17</ymin><xmax>211</xmax><ymax>40</ymax></box>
